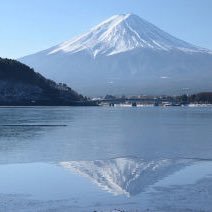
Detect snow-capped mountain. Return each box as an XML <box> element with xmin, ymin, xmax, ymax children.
<box><xmin>19</xmin><ymin>13</ymin><xmax>212</xmax><ymax>96</ymax></box>
<box><xmin>47</xmin><ymin>14</ymin><xmax>209</xmax><ymax>56</ymax></box>
<box><xmin>60</xmin><ymin>157</ymin><xmax>193</xmax><ymax>196</ymax></box>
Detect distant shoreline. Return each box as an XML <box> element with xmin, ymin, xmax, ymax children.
<box><xmin>0</xmin><ymin>101</ymin><xmax>98</xmax><ymax>107</ymax></box>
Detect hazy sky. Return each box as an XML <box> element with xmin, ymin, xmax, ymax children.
<box><xmin>1</xmin><ymin>0</ymin><xmax>212</xmax><ymax>59</ymax></box>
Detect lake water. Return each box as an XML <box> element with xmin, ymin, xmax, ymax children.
<box><xmin>0</xmin><ymin>106</ymin><xmax>212</xmax><ymax>211</ymax></box>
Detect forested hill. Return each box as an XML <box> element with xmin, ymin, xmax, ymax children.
<box><xmin>0</xmin><ymin>58</ymin><xmax>91</xmax><ymax>106</ymax></box>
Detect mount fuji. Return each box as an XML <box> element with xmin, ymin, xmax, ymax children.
<box><xmin>19</xmin><ymin>13</ymin><xmax>212</xmax><ymax>96</ymax></box>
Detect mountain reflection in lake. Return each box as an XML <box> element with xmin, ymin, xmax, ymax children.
<box><xmin>1</xmin><ymin>106</ymin><xmax>212</xmax><ymax>211</ymax></box>
<box><xmin>0</xmin><ymin>157</ymin><xmax>212</xmax><ymax>211</ymax></box>
<box><xmin>60</xmin><ymin>157</ymin><xmax>194</xmax><ymax>197</ymax></box>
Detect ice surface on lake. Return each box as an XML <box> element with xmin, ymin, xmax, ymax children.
<box><xmin>1</xmin><ymin>107</ymin><xmax>212</xmax><ymax>163</ymax></box>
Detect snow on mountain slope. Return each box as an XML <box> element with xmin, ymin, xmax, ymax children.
<box><xmin>48</xmin><ymin>13</ymin><xmax>210</xmax><ymax>57</ymax></box>
<box><xmin>19</xmin><ymin>14</ymin><xmax>212</xmax><ymax>96</ymax></box>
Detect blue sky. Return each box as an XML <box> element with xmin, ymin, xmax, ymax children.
<box><xmin>1</xmin><ymin>0</ymin><xmax>212</xmax><ymax>59</ymax></box>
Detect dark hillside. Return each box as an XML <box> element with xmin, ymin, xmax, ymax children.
<box><xmin>0</xmin><ymin>58</ymin><xmax>92</xmax><ymax>106</ymax></box>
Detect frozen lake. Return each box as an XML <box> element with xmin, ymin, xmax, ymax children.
<box><xmin>0</xmin><ymin>106</ymin><xmax>212</xmax><ymax>211</ymax></box>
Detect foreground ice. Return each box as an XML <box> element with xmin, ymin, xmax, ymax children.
<box><xmin>0</xmin><ymin>158</ymin><xmax>212</xmax><ymax>211</ymax></box>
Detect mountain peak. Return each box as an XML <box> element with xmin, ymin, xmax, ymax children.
<box><xmin>48</xmin><ymin>13</ymin><xmax>210</xmax><ymax>57</ymax></box>
<box><xmin>91</xmin><ymin>13</ymin><xmax>141</xmax><ymax>32</ymax></box>
<box><xmin>100</xmin><ymin>13</ymin><xmax>137</xmax><ymax>23</ymax></box>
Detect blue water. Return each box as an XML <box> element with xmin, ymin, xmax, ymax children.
<box><xmin>0</xmin><ymin>106</ymin><xmax>212</xmax><ymax>211</ymax></box>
